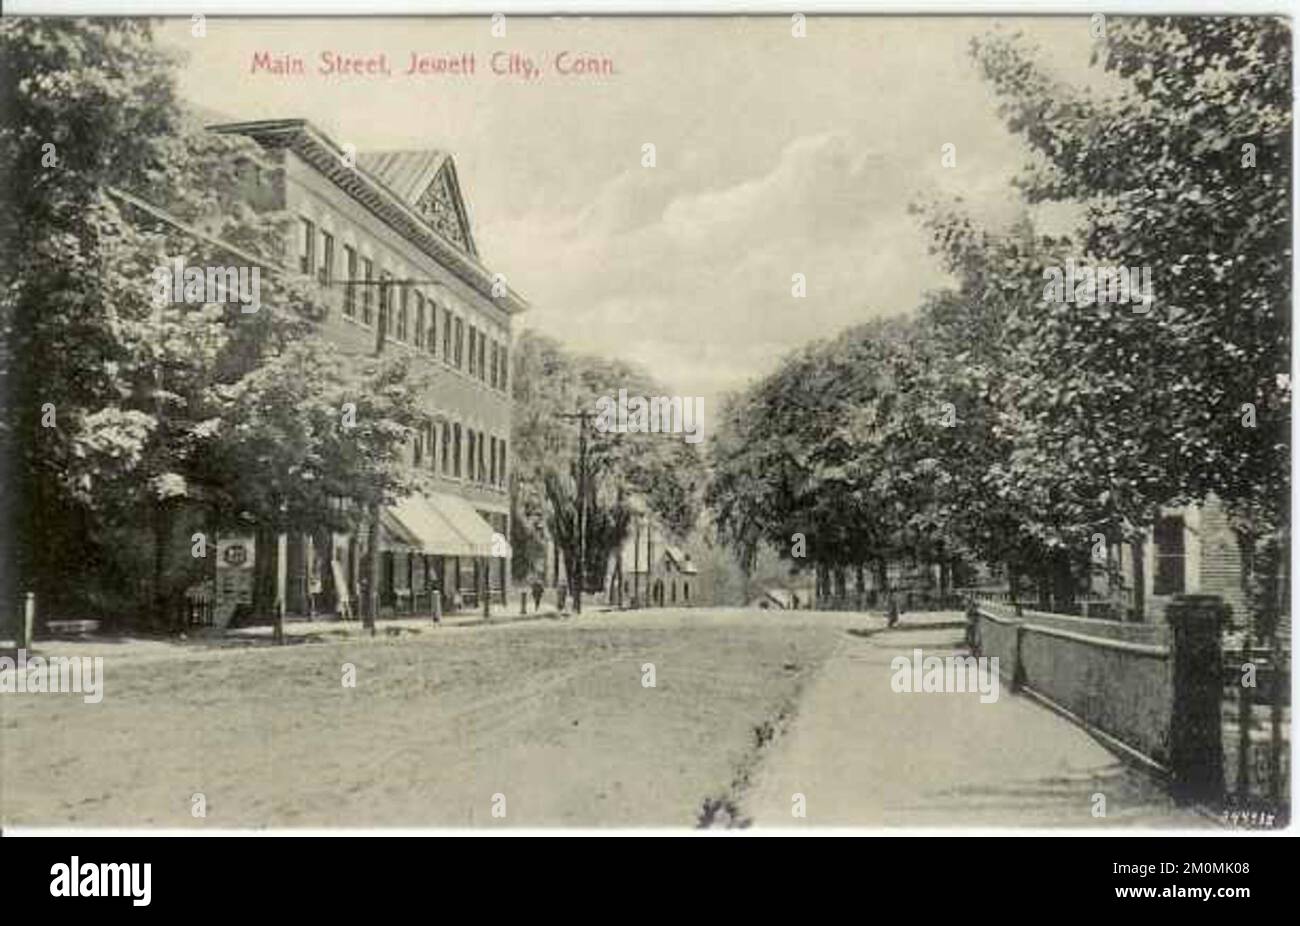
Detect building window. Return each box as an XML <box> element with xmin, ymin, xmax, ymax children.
<box><xmin>489</xmin><ymin>342</ymin><xmax>499</xmax><ymax>389</ymax></box>
<box><xmin>489</xmin><ymin>436</ymin><xmax>497</xmax><ymax>486</ymax></box>
<box><xmin>1153</xmin><ymin>515</ymin><xmax>1186</xmax><ymax>596</ymax></box>
<box><xmin>454</xmin><ymin>317</ymin><xmax>464</xmax><ymax>368</ymax></box>
<box><xmin>319</xmin><ymin>231</ymin><xmax>334</xmax><ymax>284</ymax></box>
<box><xmin>499</xmin><ymin>439</ymin><xmax>507</xmax><ymax>487</ymax></box>
<box><xmin>413</xmin><ymin>421</ymin><xmax>424</xmax><ymax>467</ymax></box>
<box><xmin>362</xmin><ymin>258</ymin><xmax>374</xmax><ymax>325</ymax></box>
<box><xmin>443</xmin><ymin>308</ymin><xmax>452</xmax><ymax>360</ymax></box>
<box><xmin>427</xmin><ymin>420</ymin><xmax>437</xmax><ymax>471</ymax></box>
<box><xmin>478</xmin><ymin>335</ymin><xmax>486</xmax><ymax>381</ymax></box>
<box><xmin>467</xmin><ymin>326</ymin><xmax>477</xmax><ymax>375</ymax></box>
<box><xmin>427</xmin><ymin>299</ymin><xmax>437</xmax><ymax>356</ymax></box>
<box><xmin>441</xmin><ymin>422</ymin><xmax>451</xmax><ymax>476</ymax></box>
<box><xmin>452</xmin><ymin>423</ymin><xmax>462</xmax><ymax>478</ymax></box>
<box><xmin>414</xmin><ymin>292</ymin><xmax>425</xmax><ymax>348</ymax></box>
<box><xmin>478</xmin><ymin>433</ymin><xmax>486</xmax><ymax>484</ymax></box>
<box><xmin>466</xmin><ymin>431</ymin><xmax>476</xmax><ymax>482</ymax></box>
<box><xmin>397</xmin><ymin>285</ymin><xmax>409</xmax><ymax>342</ymax></box>
<box><xmin>343</xmin><ymin>246</ymin><xmax>357</xmax><ymax>317</ymax></box>
<box><xmin>299</xmin><ymin>218</ymin><xmax>315</xmax><ymax>275</ymax></box>
<box><xmin>500</xmin><ymin>345</ymin><xmax>508</xmax><ymax>392</ymax></box>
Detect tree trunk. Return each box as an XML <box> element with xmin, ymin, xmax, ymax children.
<box><xmin>152</xmin><ymin>502</ymin><xmax>170</xmax><ymax>631</ymax></box>
<box><xmin>873</xmin><ymin>560</ymin><xmax>888</xmax><ymax>595</ymax></box>
<box><xmin>632</xmin><ymin>521</ymin><xmax>641</xmax><ymax>607</ymax></box>
<box><xmin>1051</xmin><ymin>553</ymin><xmax>1076</xmax><ymax>614</ymax></box>
<box><xmin>365</xmin><ymin>506</ymin><xmax>380</xmax><ymax>634</ymax></box>
<box><xmin>1132</xmin><ymin>536</ymin><xmax>1147</xmax><ymax>622</ymax></box>
<box><xmin>1034</xmin><ymin>568</ymin><xmax>1049</xmax><ymax>611</ymax></box>
<box><xmin>252</xmin><ymin>525</ymin><xmax>278</xmax><ymax>619</ymax></box>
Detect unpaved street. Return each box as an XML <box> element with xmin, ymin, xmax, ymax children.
<box><xmin>2</xmin><ymin>608</ymin><xmax>1212</xmax><ymax>829</ymax></box>
<box><xmin>2</xmin><ymin>609</ymin><xmax>846</xmax><ymax>827</ymax></box>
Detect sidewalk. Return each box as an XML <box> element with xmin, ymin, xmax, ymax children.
<box><xmin>14</xmin><ymin>604</ymin><xmax>566</xmax><ymax>664</ymax></box>
<box><xmin>742</xmin><ymin>614</ymin><xmax>1215</xmax><ymax>828</ymax></box>
<box><xmin>217</xmin><ymin>603</ymin><xmax>562</xmax><ymax>641</ymax></box>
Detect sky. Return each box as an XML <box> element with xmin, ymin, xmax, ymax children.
<box><xmin>159</xmin><ymin>15</ymin><xmax>1103</xmax><ymax>412</ymax></box>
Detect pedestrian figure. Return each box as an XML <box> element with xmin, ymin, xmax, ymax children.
<box><xmin>427</xmin><ymin>574</ymin><xmax>442</xmax><ymax>624</ymax></box>
<box><xmin>887</xmin><ymin>593</ymin><xmax>901</xmax><ymax>628</ymax></box>
<box><xmin>531</xmin><ymin>578</ymin><xmax>544</xmax><ymax>613</ymax></box>
<box><xmin>557</xmin><ymin>584</ymin><xmax>567</xmax><ymax>615</ymax></box>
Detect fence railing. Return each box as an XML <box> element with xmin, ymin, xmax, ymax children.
<box><xmin>968</xmin><ymin>594</ymin><xmax>1289</xmax><ymax>818</ymax></box>
<box><xmin>1222</xmin><ymin>639</ymin><xmax>1290</xmax><ymax>810</ymax></box>
<box><xmin>815</xmin><ymin>589</ymin><xmax>965</xmax><ymax>612</ymax></box>
<box><xmin>957</xmin><ymin>587</ymin><xmax>1129</xmax><ymax>619</ymax></box>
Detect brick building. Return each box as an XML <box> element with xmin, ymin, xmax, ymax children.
<box><xmin>206</xmin><ymin>119</ymin><xmax>525</xmax><ymax>623</ymax></box>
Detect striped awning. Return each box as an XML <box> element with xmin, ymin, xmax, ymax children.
<box><xmin>430</xmin><ymin>492</ymin><xmax>509</xmax><ymax>559</ymax></box>
<box><xmin>383</xmin><ymin>493</ymin><xmax>508</xmax><ymax>559</ymax></box>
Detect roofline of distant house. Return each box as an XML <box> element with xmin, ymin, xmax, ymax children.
<box><xmin>208</xmin><ymin>118</ymin><xmax>529</xmax><ymax>317</ymax></box>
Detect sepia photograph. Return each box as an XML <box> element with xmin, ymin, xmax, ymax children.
<box><xmin>0</xmin><ymin>2</ymin><xmax>1291</xmax><ymax>854</ymax></box>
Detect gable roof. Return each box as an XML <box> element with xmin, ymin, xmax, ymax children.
<box><xmin>356</xmin><ymin>150</ymin><xmax>479</xmax><ymax>257</ymax></box>
<box><xmin>356</xmin><ymin>150</ymin><xmax>447</xmax><ymax>202</ymax></box>
<box><xmin>619</xmin><ymin>524</ymin><xmax>699</xmax><ymax>575</ymax></box>
<box><xmin>759</xmin><ymin>588</ymin><xmax>794</xmax><ymax>609</ymax></box>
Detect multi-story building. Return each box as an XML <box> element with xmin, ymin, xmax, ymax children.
<box><xmin>207</xmin><ymin>118</ymin><xmax>526</xmax><ymax>623</ymax></box>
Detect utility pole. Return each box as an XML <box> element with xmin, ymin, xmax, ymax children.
<box><xmin>558</xmin><ymin>410</ymin><xmax>595</xmax><ymax>615</ymax></box>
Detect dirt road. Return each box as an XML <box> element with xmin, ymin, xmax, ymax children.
<box><xmin>2</xmin><ymin>608</ymin><xmax>846</xmax><ymax>828</ymax></box>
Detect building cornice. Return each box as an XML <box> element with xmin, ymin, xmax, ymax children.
<box><xmin>208</xmin><ymin>119</ymin><xmax>529</xmax><ymax>318</ymax></box>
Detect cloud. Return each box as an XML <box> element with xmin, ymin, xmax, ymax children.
<box><xmin>480</xmin><ymin>131</ymin><xmax>959</xmax><ymax>409</ymax></box>
<box><xmin>161</xmin><ymin>16</ymin><xmax>1101</xmax><ymax>415</ymax></box>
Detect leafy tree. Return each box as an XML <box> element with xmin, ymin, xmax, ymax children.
<box><xmin>1</xmin><ymin>18</ymin><xmax>434</xmax><ymax>628</ymax></box>
<box><xmin>972</xmin><ymin>17</ymin><xmax>1291</xmax><ymax>622</ymax></box>
<box><xmin>709</xmin><ymin>316</ymin><xmax>938</xmax><ymax>602</ymax></box>
<box><xmin>1</xmin><ymin>18</ymin><xmax>191</xmax><ymax>621</ymax></box>
<box><xmin>509</xmin><ymin>329</ymin><xmax>705</xmax><ymax>601</ymax></box>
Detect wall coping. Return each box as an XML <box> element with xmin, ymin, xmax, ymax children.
<box><xmin>975</xmin><ymin>604</ymin><xmax>1170</xmax><ymax>658</ymax></box>
<box><xmin>1021</xmin><ymin>622</ymin><xmax>1170</xmax><ymax>659</ymax></box>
